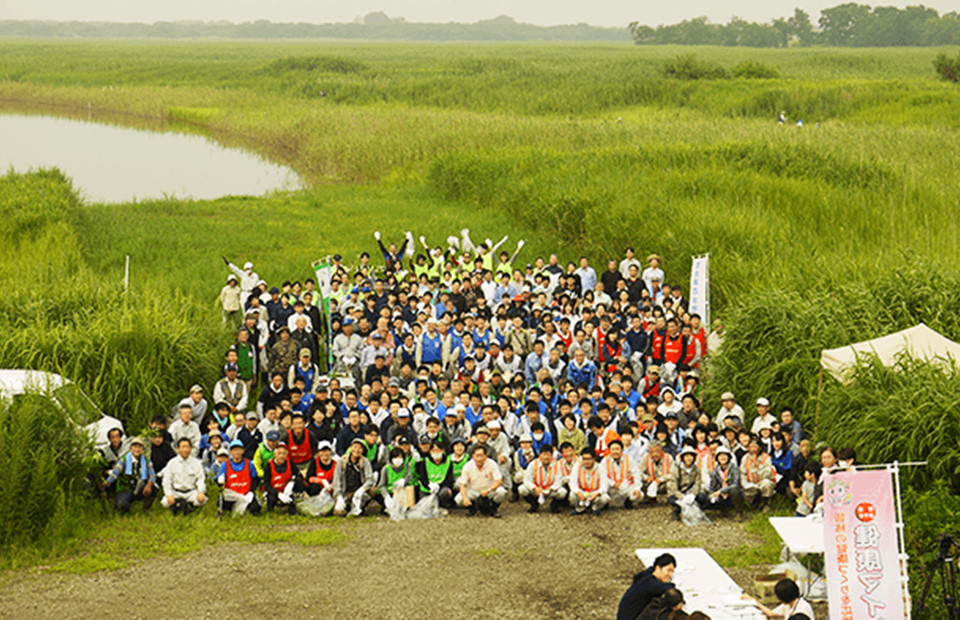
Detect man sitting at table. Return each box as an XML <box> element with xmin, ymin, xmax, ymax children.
<box><xmin>616</xmin><ymin>552</ymin><xmax>676</xmax><ymax>620</ymax></box>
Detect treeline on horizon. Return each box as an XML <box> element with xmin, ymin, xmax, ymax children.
<box><xmin>0</xmin><ymin>13</ymin><xmax>629</xmax><ymax>42</ymax></box>
<box><xmin>630</xmin><ymin>3</ymin><xmax>960</xmax><ymax>47</ymax></box>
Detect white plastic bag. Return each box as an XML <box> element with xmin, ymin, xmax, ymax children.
<box><xmin>680</xmin><ymin>500</ymin><xmax>711</xmax><ymax>526</ymax></box>
<box><xmin>387</xmin><ymin>487</ymin><xmax>408</xmax><ymax>521</ymax></box>
<box><xmin>406</xmin><ymin>493</ymin><xmax>440</xmax><ymax>520</ymax></box>
<box><xmin>298</xmin><ymin>492</ymin><xmax>335</xmax><ymax>516</ymax></box>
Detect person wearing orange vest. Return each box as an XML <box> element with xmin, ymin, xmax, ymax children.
<box><xmin>601</xmin><ymin>439</ymin><xmax>641</xmax><ymax>509</ymax></box>
<box><xmin>305</xmin><ymin>440</ymin><xmax>337</xmax><ymax>498</ymax></box>
<box><xmin>263</xmin><ymin>442</ymin><xmax>304</xmax><ymax>515</ymax></box>
<box><xmin>740</xmin><ymin>436</ymin><xmax>776</xmax><ymax>508</ymax></box>
<box><xmin>587</xmin><ymin>416</ymin><xmax>621</xmax><ymax>460</ymax></box>
<box><xmin>552</xmin><ymin>442</ymin><xmax>579</xmax><ymax>502</ymax></box>
<box><xmin>638</xmin><ymin>440</ymin><xmax>674</xmax><ymax>503</ymax></box>
<box><xmin>519</xmin><ymin>447</ymin><xmax>566</xmax><ymax>513</ymax></box>
<box><xmin>218</xmin><ymin>439</ymin><xmax>261</xmax><ymax>516</ymax></box>
<box><xmin>639</xmin><ymin>366</ymin><xmax>661</xmax><ymax>400</ymax></box>
<box><xmin>569</xmin><ymin>448</ymin><xmax>609</xmax><ymax>516</ymax></box>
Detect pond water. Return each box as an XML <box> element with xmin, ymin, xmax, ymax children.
<box><xmin>0</xmin><ymin>113</ymin><xmax>302</xmax><ymax>203</ymax></box>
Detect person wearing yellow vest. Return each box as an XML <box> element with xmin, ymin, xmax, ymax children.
<box><xmin>602</xmin><ymin>439</ymin><xmax>642</xmax><ymax>509</ymax></box>
<box><xmin>519</xmin><ymin>447</ymin><xmax>567</xmax><ymax>513</ymax></box>
<box><xmin>740</xmin><ymin>436</ymin><xmax>776</xmax><ymax>508</ymax></box>
<box><xmin>569</xmin><ymin>447</ymin><xmax>609</xmax><ymax>516</ymax></box>
<box><xmin>638</xmin><ymin>440</ymin><xmax>674</xmax><ymax>504</ymax></box>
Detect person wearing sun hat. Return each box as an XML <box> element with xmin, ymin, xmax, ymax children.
<box><xmin>666</xmin><ymin>445</ymin><xmax>702</xmax><ymax>520</ymax></box>
<box><xmin>220</xmin><ymin>273</ymin><xmax>242</xmax><ymax>326</ymax></box>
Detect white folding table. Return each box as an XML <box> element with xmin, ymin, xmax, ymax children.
<box><xmin>769</xmin><ymin>516</ymin><xmax>826</xmax><ymax>600</ymax></box>
<box><xmin>634</xmin><ymin>548</ymin><xmax>765</xmax><ymax>620</ymax></box>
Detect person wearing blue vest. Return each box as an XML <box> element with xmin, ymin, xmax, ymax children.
<box><xmin>288</xmin><ymin>349</ymin><xmax>318</xmax><ymax>393</ymax></box>
<box><xmin>567</xmin><ymin>348</ymin><xmax>598</xmax><ymax>388</ymax></box>
<box><xmin>101</xmin><ymin>436</ymin><xmax>156</xmax><ymax>513</ymax></box>
<box><xmin>418</xmin><ymin>318</ymin><xmax>443</xmax><ymax>366</ymax></box>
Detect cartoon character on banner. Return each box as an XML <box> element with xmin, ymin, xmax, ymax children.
<box><xmin>826</xmin><ymin>478</ymin><xmax>852</xmax><ymax>509</ymax></box>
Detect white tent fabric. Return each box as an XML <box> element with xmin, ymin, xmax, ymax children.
<box><xmin>820</xmin><ymin>323</ymin><xmax>960</xmax><ymax>382</ymax></box>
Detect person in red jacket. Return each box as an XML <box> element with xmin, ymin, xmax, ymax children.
<box><xmin>306</xmin><ymin>440</ymin><xmax>337</xmax><ymax>497</ymax></box>
<box><xmin>262</xmin><ymin>442</ymin><xmax>304</xmax><ymax>515</ymax></box>
<box><xmin>287</xmin><ymin>414</ymin><xmax>316</xmax><ymax>473</ymax></box>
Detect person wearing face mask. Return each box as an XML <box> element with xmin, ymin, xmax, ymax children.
<box><xmin>379</xmin><ymin>446</ymin><xmax>417</xmax><ymax>513</ymax></box>
<box><xmin>415</xmin><ymin>441</ymin><xmax>455</xmax><ymax>507</ymax></box>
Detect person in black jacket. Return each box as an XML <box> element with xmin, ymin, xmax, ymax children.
<box><xmin>638</xmin><ymin>589</ymin><xmax>684</xmax><ymax>620</ymax></box>
<box><xmin>617</xmin><ymin>553</ymin><xmax>677</xmax><ymax>620</ymax></box>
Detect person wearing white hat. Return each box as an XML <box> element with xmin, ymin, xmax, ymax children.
<box><xmin>665</xmin><ymin>445</ymin><xmax>702</xmax><ymax>520</ymax></box>
<box><xmin>699</xmin><ymin>446</ymin><xmax>744</xmax><ymax>515</ymax></box>
<box><xmin>219</xmin><ymin>273</ymin><xmax>242</xmax><ymax>326</ymax></box>
<box><xmin>511</xmin><ymin>434</ymin><xmax>538</xmax><ymax>495</ymax></box>
<box><xmin>223</xmin><ymin>256</ymin><xmax>260</xmax><ymax>308</ymax></box>
<box><xmin>750</xmin><ymin>397</ymin><xmax>777</xmax><ymax>435</ymax></box>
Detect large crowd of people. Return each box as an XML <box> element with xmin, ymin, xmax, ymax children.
<box><xmin>99</xmin><ymin>229</ymin><xmax>848</xmax><ymax>524</ymax></box>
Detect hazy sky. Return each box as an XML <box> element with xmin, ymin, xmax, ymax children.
<box><xmin>6</xmin><ymin>0</ymin><xmax>956</xmax><ymax>29</ymax></box>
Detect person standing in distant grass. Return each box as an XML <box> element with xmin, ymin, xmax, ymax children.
<box><xmin>219</xmin><ymin>274</ymin><xmax>242</xmax><ymax>326</ymax></box>
<box><xmin>619</xmin><ymin>247</ymin><xmax>642</xmax><ymax>280</ymax></box>
<box><xmin>222</xmin><ymin>257</ymin><xmax>259</xmax><ymax>308</ymax></box>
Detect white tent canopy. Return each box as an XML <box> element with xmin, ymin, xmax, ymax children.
<box><xmin>820</xmin><ymin>323</ymin><xmax>960</xmax><ymax>382</ymax></box>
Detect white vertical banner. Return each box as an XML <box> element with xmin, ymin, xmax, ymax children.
<box><xmin>822</xmin><ymin>469</ymin><xmax>907</xmax><ymax>620</ymax></box>
<box><xmin>689</xmin><ymin>254</ymin><xmax>710</xmax><ymax>325</ymax></box>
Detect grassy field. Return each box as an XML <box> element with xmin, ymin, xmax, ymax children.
<box><xmin>2</xmin><ymin>39</ymin><xmax>960</xmax><ymax>615</ymax></box>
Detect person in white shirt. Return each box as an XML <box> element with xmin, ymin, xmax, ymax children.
<box><xmin>519</xmin><ymin>448</ymin><xmax>567</xmax><ymax>513</ymax></box>
<box><xmin>168</xmin><ymin>405</ymin><xmax>202</xmax><ymax>458</ymax></box>
<box><xmin>618</xmin><ymin>247</ymin><xmax>642</xmax><ymax>280</ymax></box>
<box><xmin>750</xmin><ymin>578</ymin><xmax>815</xmax><ymax>619</ymax></box>
<box><xmin>223</xmin><ymin>257</ymin><xmax>260</xmax><ymax>307</ymax></box>
<box><xmin>750</xmin><ymin>397</ymin><xmax>777</xmax><ymax>434</ymax></box>
<box><xmin>716</xmin><ymin>391</ymin><xmax>745</xmax><ymax>429</ymax></box>
<box><xmin>642</xmin><ymin>254</ymin><xmax>665</xmax><ymax>292</ymax></box>
<box><xmin>569</xmin><ymin>448</ymin><xmax>610</xmax><ymax>515</ymax></box>
<box><xmin>601</xmin><ymin>440</ymin><xmax>642</xmax><ymax>509</ymax></box>
<box><xmin>456</xmin><ymin>445</ymin><xmax>507</xmax><ymax>517</ymax></box>
<box><xmin>160</xmin><ymin>438</ymin><xmax>207</xmax><ymax>514</ymax></box>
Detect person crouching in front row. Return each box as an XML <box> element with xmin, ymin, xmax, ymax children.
<box><xmin>457</xmin><ymin>445</ymin><xmax>507</xmax><ymax>517</ymax></box>
<box><xmin>218</xmin><ymin>439</ymin><xmax>261</xmax><ymax>516</ymax></box>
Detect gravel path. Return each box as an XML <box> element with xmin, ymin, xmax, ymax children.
<box><xmin>0</xmin><ymin>503</ymin><xmax>783</xmax><ymax>620</ymax></box>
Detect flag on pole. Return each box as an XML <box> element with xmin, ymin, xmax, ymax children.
<box><xmin>312</xmin><ymin>261</ymin><xmax>333</xmax><ymax>371</ymax></box>
<box><xmin>689</xmin><ymin>254</ymin><xmax>710</xmax><ymax>326</ymax></box>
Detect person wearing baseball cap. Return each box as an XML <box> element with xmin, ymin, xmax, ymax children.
<box><xmin>304</xmin><ymin>441</ymin><xmax>337</xmax><ymax>511</ymax></box>
<box><xmin>716</xmin><ymin>392</ymin><xmax>745</xmax><ymax>430</ymax></box>
<box><xmin>101</xmin><ymin>436</ymin><xmax>157</xmax><ymax>514</ymax></box>
<box><xmin>214</xmin><ymin>362</ymin><xmax>248</xmax><ymax>416</ymax></box>
<box><xmin>750</xmin><ymin>397</ymin><xmax>777</xmax><ymax>435</ymax></box>
<box><xmin>217</xmin><ymin>439</ymin><xmax>261</xmax><ymax>516</ymax></box>
<box><xmin>252</xmin><ymin>429</ymin><xmax>280</xmax><ymax>478</ymax></box>
<box><xmin>262</xmin><ymin>442</ymin><xmax>304</xmax><ymax>515</ymax></box>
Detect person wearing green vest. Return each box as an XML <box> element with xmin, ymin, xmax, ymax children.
<box><xmin>253</xmin><ymin>430</ymin><xmax>279</xmax><ymax>478</ymax></box>
<box><xmin>101</xmin><ymin>436</ymin><xmax>156</xmax><ymax>513</ymax></box>
<box><xmin>415</xmin><ymin>441</ymin><xmax>455</xmax><ymax>507</ymax></box>
<box><xmin>449</xmin><ymin>437</ymin><xmax>470</xmax><ymax>482</ymax></box>
<box><xmin>378</xmin><ymin>447</ymin><xmax>416</xmax><ymax>512</ymax></box>
<box><xmin>361</xmin><ymin>425</ymin><xmax>384</xmax><ymax>473</ymax></box>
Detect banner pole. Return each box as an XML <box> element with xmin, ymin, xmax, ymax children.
<box><xmin>892</xmin><ymin>461</ymin><xmax>913</xmax><ymax>620</ymax></box>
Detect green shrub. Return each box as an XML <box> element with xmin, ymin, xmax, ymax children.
<box><xmin>732</xmin><ymin>61</ymin><xmax>780</xmax><ymax>79</ymax></box>
<box><xmin>0</xmin><ymin>392</ymin><xmax>97</xmax><ymax>549</ymax></box>
<box><xmin>662</xmin><ymin>54</ymin><xmax>728</xmax><ymax>80</ymax></box>
<box><xmin>933</xmin><ymin>50</ymin><xmax>960</xmax><ymax>83</ymax></box>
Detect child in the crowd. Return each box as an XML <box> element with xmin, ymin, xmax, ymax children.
<box><xmin>795</xmin><ymin>462</ymin><xmax>822</xmax><ymax>517</ymax></box>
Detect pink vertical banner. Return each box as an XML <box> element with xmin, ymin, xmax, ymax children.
<box><xmin>822</xmin><ymin>469</ymin><xmax>906</xmax><ymax>620</ymax></box>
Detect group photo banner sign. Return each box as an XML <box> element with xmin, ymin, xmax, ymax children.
<box><xmin>689</xmin><ymin>255</ymin><xmax>709</xmax><ymax>320</ymax></box>
<box><xmin>823</xmin><ymin>469</ymin><xmax>906</xmax><ymax>620</ymax></box>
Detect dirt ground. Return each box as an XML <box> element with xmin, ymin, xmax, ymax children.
<box><xmin>0</xmin><ymin>502</ymin><xmax>805</xmax><ymax>620</ymax></box>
